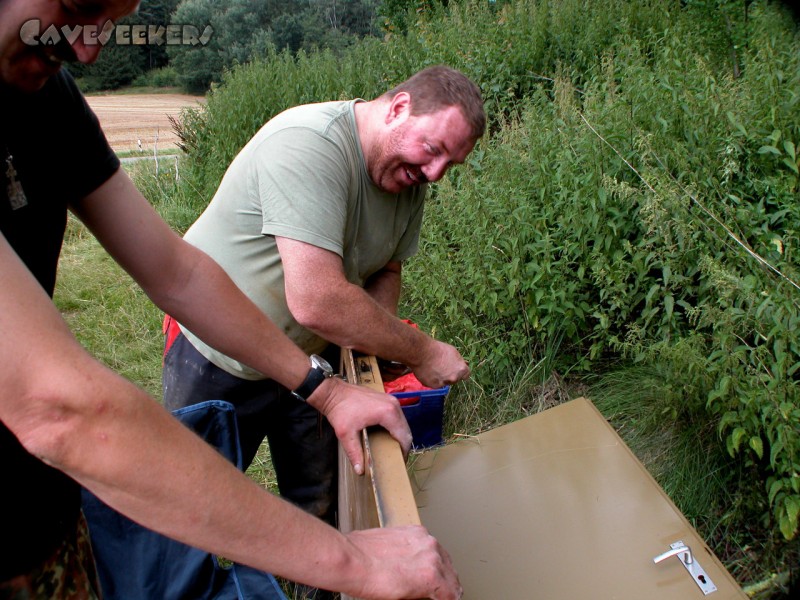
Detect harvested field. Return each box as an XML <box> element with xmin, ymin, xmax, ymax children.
<box><xmin>86</xmin><ymin>93</ymin><xmax>205</xmax><ymax>154</ymax></box>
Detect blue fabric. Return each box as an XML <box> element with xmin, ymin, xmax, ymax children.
<box><xmin>81</xmin><ymin>400</ymin><xmax>286</xmax><ymax>600</ymax></box>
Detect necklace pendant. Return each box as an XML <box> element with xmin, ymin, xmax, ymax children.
<box><xmin>5</xmin><ymin>154</ymin><xmax>27</xmax><ymax>210</ymax></box>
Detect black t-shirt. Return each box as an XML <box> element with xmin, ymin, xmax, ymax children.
<box><xmin>0</xmin><ymin>69</ymin><xmax>120</xmax><ymax>580</ymax></box>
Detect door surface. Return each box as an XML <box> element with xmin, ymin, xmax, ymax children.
<box><xmin>410</xmin><ymin>398</ymin><xmax>746</xmax><ymax>599</ymax></box>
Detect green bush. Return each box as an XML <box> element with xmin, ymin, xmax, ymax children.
<box><xmin>404</xmin><ymin>1</ymin><xmax>800</xmax><ymax>543</ymax></box>
<box><xmin>131</xmin><ymin>66</ymin><xmax>180</xmax><ymax>89</ymax></box>
<box><xmin>173</xmin><ymin>0</ymin><xmax>800</xmax><ymax>549</ymax></box>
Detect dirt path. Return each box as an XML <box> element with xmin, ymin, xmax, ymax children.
<box><xmin>86</xmin><ymin>93</ymin><xmax>205</xmax><ymax>154</ymax></box>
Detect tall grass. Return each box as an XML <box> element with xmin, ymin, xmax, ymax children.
<box><xmin>55</xmin><ymin>215</ymin><xmax>163</xmax><ymax>399</ymax></box>
<box><xmin>52</xmin><ymin>1</ymin><xmax>800</xmax><ymax>594</ymax></box>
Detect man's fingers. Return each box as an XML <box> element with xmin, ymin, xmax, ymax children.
<box><xmin>368</xmin><ymin>393</ymin><xmax>412</xmax><ymax>457</ymax></box>
<box><xmin>382</xmin><ymin>413</ymin><xmax>413</xmax><ymax>457</ymax></box>
<box><xmin>341</xmin><ymin>433</ymin><xmax>365</xmax><ymax>475</ymax></box>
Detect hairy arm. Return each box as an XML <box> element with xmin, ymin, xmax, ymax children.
<box><xmin>0</xmin><ymin>232</ymin><xmax>459</xmax><ymax>599</ymax></box>
<box><xmin>364</xmin><ymin>261</ymin><xmax>402</xmax><ymax>315</ymax></box>
<box><xmin>277</xmin><ymin>236</ymin><xmax>469</xmax><ymax>388</ymax></box>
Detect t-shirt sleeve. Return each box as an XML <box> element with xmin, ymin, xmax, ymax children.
<box><xmin>254</xmin><ymin>127</ymin><xmax>349</xmax><ymax>257</ymax></box>
<box><xmin>53</xmin><ymin>70</ymin><xmax>120</xmax><ymax>201</ymax></box>
<box><xmin>391</xmin><ymin>187</ymin><xmax>426</xmax><ymax>263</ymax></box>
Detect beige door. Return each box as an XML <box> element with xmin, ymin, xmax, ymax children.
<box><xmin>338</xmin><ymin>351</ymin><xmax>745</xmax><ymax>599</ymax></box>
<box><xmin>410</xmin><ymin>398</ymin><xmax>745</xmax><ymax>599</ymax></box>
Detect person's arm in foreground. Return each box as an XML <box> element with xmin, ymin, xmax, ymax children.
<box><xmin>71</xmin><ymin>169</ymin><xmax>411</xmax><ymax>473</ymax></box>
<box><xmin>0</xmin><ymin>233</ymin><xmax>461</xmax><ymax>600</ymax></box>
<box><xmin>277</xmin><ymin>236</ymin><xmax>469</xmax><ymax>389</ymax></box>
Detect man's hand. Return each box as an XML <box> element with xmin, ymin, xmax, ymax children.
<box><xmin>343</xmin><ymin>526</ymin><xmax>463</xmax><ymax>600</ymax></box>
<box><xmin>307</xmin><ymin>377</ymin><xmax>412</xmax><ymax>475</ymax></box>
<box><xmin>410</xmin><ymin>339</ymin><xmax>470</xmax><ymax>390</ymax></box>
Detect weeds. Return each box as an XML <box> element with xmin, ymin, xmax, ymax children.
<box><xmin>52</xmin><ymin>1</ymin><xmax>800</xmax><ymax>594</ymax></box>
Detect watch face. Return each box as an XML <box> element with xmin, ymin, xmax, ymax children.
<box><xmin>310</xmin><ymin>354</ymin><xmax>333</xmax><ymax>375</ymax></box>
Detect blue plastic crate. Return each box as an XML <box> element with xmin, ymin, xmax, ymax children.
<box><xmin>392</xmin><ymin>386</ymin><xmax>450</xmax><ymax>449</ymax></box>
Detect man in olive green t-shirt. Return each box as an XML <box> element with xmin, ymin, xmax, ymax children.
<box><xmin>163</xmin><ymin>66</ymin><xmax>485</xmax><ymax>558</ymax></box>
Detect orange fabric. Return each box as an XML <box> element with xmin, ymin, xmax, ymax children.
<box><xmin>162</xmin><ymin>314</ymin><xmax>181</xmax><ymax>360</ymax></box>
<box><xmin>383</xmin><ymin>373</ymin><xmax>432</xmax><ymax>396</ymax></box>
<box><xmin>383</xmin><ymin>319</ymin><xmax>432</xmax><ymax>398</ymax></box>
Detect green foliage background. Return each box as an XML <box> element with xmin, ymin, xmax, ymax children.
<box><xmin>156</xmin><ymin>0</ymin><xmax>800</xmax><ymax>590</ymax></box>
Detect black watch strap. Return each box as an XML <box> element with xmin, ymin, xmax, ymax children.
<box><xmin>291</xmin><ymin>367</ymin><xmax>327</xmax><ymax>402</ymax></box>
<box><xmin>291</xmin><ymin>355</ymin><xmax>333</xmax><ymax>402</ymax></box>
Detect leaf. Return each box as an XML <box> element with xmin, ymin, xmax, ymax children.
<box><xmin>787</xmin><ymin>496</ymin><xmax>800</xmax><ymax>525</ymax></box>
<box><xmin>770</xmin><ymin>438</ymin><xmax>785</xmax><ymax>469</ymax></box>
<box><xmin>749</xmin><ymin>436</ymin><xmax>764</xmax><ymax>460</ymax></box>
<box><xmin>664</xmin><ymin>294</ymin><xmax>674</xmax><ymax>319</ymax></box>
<box><xmin>726</xmin><ymin>111</ymin><xmax>748</xmax><ymax>137</ymax></box>
<box><xmin>646</xmin><ymin>283</ymin><xmax>660</xmax><ymax>305</ymax></box>
<box><xmin>768</xmin><ymin>478</ymin><xmax>784</xmax><ymax>504</ymax></box>
<box><xmin>758</xmin><ymin>145</ymin><xmax>782</xmax><ymax>156</ymax></box>
<box><xmin>779</xmin><ymin>497</ymin><xmax>800</xmax><ymax>540</ymax></box>
<box><xmin>728</xmin><ymin>427</ymin><xmax>747</xmax><ymax>456</ymax></box>
<box><xmin>784</xmin><ymin>140</ymin><xmax>797</xmax><ymax>161</ymax></box>
<box><xmin>718</xmin><ymin>408</ymin><xmax>738</xmax><ymax>430</ymax></box>
<box><xmin>781</xmin><ymin>157</ymin><xmax>799</xmax><ymax>175</ymax></box>
<box><xmin>779</xmin><ymin>511</ymin><xmax>796</xmax><ymax>540</ymax></box>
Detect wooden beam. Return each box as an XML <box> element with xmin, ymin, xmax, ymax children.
<box><xmin>338</xmin><ymin>350</ymin><xmax>421</xmax><ymax>600</ymax></box>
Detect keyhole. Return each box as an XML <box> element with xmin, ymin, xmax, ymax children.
<box><xmin>698</xmin><ymin>575</ymin><xmax>706</xmax><ymax>584</ymax></box>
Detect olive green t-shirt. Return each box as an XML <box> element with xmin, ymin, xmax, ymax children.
<box><xmin>181</xmin><ymin>100</ymin><xmax>426</xmax><ymax>379</ymax></box>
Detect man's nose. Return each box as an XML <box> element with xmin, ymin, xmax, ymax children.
<box><xmin>422</xmin><ymin>157</ymin><xmax>451</xmax><ymax>183</ymax></box>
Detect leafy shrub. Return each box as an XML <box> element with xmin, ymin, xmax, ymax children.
<box><xmin>173</xmin><ymin>0</ymin><xmax>800</xmax><ymax>546</ymax></box>
<box><xmin>131</xmin><ymin>66</ymin><xmax>180</xmax><ymax>89</ymax></box>
<box><xmin>404</xmin><ymin>1</ymin><xmax>800</xmax><ymax>542</ymax></box>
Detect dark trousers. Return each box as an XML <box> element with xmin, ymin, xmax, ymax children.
<box><xmin>162</xmin><ymin>331</ymin><xmax>338</xmax><ymax>527</ymax></box>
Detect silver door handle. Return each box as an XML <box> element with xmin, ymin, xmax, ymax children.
<box><xmin>652</xmin><ymin>541</ymin><xmax>717</xmax><ymax>595</ymax></box>
<box><xmin>653</xmin><ymin>543</ymin><xmax>693</xmax><ymax>565</ymax></box>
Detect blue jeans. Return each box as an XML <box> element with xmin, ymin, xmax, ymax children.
<box><xmin>162</xmin><ymin>331</ymin><xmax>338</xmax><ymax>528</ymax></box>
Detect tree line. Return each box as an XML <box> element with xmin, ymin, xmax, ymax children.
<box><xmin>70</xmin><ymin>0</ymin><xmax>404</xmax><ymax>93</ymax></box>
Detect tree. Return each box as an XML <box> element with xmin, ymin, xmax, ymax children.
<box><xmin>167</xmin><ymin>0</ymin><xmax>385</xmax><ymax>93</ymax></box>
<box><xmin>70</xmin><ymin>0</ymin><xmax>181</xmax><ymax>91</ymax></box>
<box><xmin>272</xmin><ymin>13</ymin><xmax>305</xmax><ymax>54</ymax></box>
<box><xmin>168</xmin><ymin>0</ymin><xmax>288</xmax><ymax>93</ymax></box>
<box><xmin>135</xmin><ymin>0</ymin><xmax>182</xmax><ymax>70</ymax></box>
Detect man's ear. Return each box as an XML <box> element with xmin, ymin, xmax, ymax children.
<box><xmin>385</xmin><ymin>92</ymin><xmax>412</xmax><ymax>125</ymax></box>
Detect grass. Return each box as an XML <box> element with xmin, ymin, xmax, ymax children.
<box><xmin>52</xmin><ymin>153</ymin><xmax>798</xmax><ymax>598</ymax></box>
<box><xmin>115</xmin><ymin>148</ymin><xmax>182</xmax><ymax>160</ymax></box>
<box><xmin>55</xmin><ymin>216</ymin><xmax>164</xmax><ymax>399</ymax></box>
<box><xmin>588</xmin><ymin>366</ymin><xmax>800</xmax><ymax>598</ymax></box>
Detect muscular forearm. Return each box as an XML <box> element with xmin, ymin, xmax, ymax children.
<box><xmin>56</xmin><ymin>368</ymin><xmax>358</xmax><ymax>588</ymax></box>
<box><xmin>0</xmin><ymin>244</ymin><xmax>407</xmax><ymax>596</ymax></box>
<box><xmin>12</xmin><ymin>353</ymin><xmax>371</xmax><ymax>592</ymax></box>
<box><xmin>279</xmin><ymin>238</ymin><xmax>467</xmax><ymax>387</ymax></box>
<box><xmin>364</xmin><ymin>266</ymin><xmax>401</xmax><ymax>315</ymax></box>
<box><xmin>297</xmin><ymin>278</ymin><xmax>431</xmax><ymax>368</ymax></box>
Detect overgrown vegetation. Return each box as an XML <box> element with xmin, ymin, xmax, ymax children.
<box><xmin>57</xmin><ymin>0</ymin><xmax>800</xmax><ymax>595</ymax></box>
<box><xmin>162</xmin><ymin>1</ymin><xmax>800</xmax><ymax>592</ymax></box>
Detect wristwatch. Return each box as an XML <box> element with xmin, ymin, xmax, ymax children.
<box><xmin>291</xmin><ymin>354</ymin><xmax>335</xmax><ymax>402</ymax></box>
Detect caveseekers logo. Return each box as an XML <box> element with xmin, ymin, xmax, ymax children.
<box><xmin>20</xmin><ymin>19</ymin><xmax>214</xmax><ymax>47</ymax></box>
